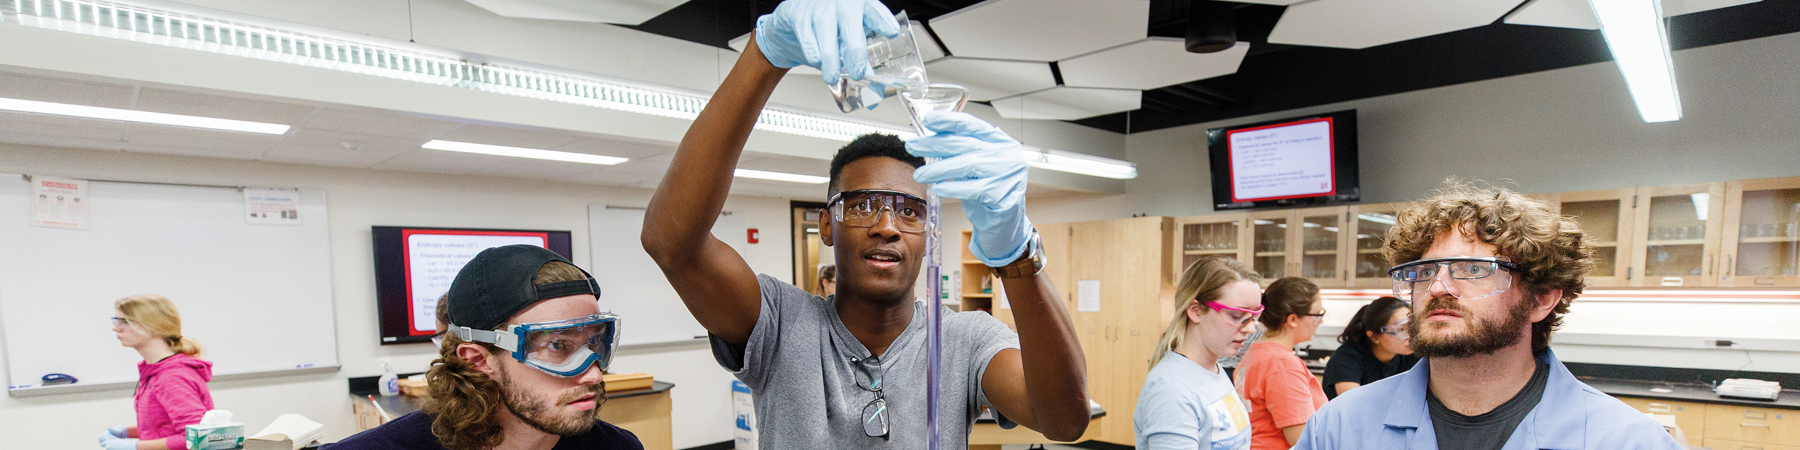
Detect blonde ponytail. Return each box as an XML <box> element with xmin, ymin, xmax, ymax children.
<box><xmin>1147</xmin><ymin>257</ymin><xmax>1260</xmax><ymax>369</ymax></box>
<box><xmin>116</xmin><ymin>294</ymin><xmax>202</xmax><ymax>357</ymax></box>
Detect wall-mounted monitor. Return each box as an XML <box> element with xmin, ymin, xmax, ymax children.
<box><xmin>1207</xmin><ymin>109</ymin><xmax>1360</xmax><ymax>210</ymax></box>
<box><xmin>372</xmin><ymin>226</ymin><xmax>574</xmax><ymax>345</ymax></box>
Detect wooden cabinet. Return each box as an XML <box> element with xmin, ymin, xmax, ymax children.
<box><xmin>1704</xmin><ymin>403</ymin><xmax>1800</xmax><ymax>445</ymax></box>
<box><xmin>1617</xmin><ymin>397</ymin><xmax>1707</xmax><ymax>446</ymax></box>
<box><xmin>1553</xmin><ymin>188</ymin><xmax>1637</xmax><ymax>287</ymax></box>
<box><xmin>1632</xmin><ymin>182</ymin><xmax>1728</xmax><ymax>287</ymax></box>
<box><xmin>1347</xmin><ymin>202</ymin><xmax>1405</xmax><ymax>288</ymax></box>
<box><xmin>1720</xmin><ymin>176</ymin><xmax>1800</xmax><ymax>287</ymax></box>
<box><xmin>1703</xmin><ymin>438</ymin><xmax>1800</xmax><ymax>450</ymax></box>
<box><xmin>1243</xmin><ymin>206</ymin><xmax>1353</xmax><ymax>286</ymax></box>
<box><xmin>1173</xmin><ymin>213</ymin><xmax>1250</xmax><ymax>272</ymax></box>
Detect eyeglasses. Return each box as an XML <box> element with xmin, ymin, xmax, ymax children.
<box><xmin>453</xmin><ymin>313</ymin><xmax>621</xmax><ymax>378</ymax></box>
<box><xmin>826</xmin><ymin>189</ymin><xmax>928</xmax><ymax>234</ymax></box>
<box><xmin>110</xmin><ymin>317</ymin><xmax>131</xmax><ymax>328</ymax></box>
<box><xmin>1379</xmin><ymin>317</ymin><xmax>1411</xmax><ymax>340</ymax></box>
<box><xmin>850</xmin><ymin>355</ymin><xmax>888</xmax><ymax>439</ymax></box>
<box><xmin>1388</xmin><ymin>256</ymin><xmax>1519</xmax><ymax>302</ymax></box>
<box><xmin>1300</xmin><ymin>308</ymin><xmax>1327</xmax><ymax>320</ymax></box>
<box><xmin>1203</xmin><ymin>301</ymin><xmax>1264</xmax><ymax>326</ymax></box>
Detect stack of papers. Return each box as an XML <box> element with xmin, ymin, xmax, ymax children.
<box><xmin>247</xmin><ymin>414</ymin><xmax>325</xmax><ymax>450</ymax></box>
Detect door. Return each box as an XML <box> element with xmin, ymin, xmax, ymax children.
<box><xmin>1251</xmin><ymin>210</ymin><xmax>1291</xmax><ymax>282</ymax></box>
<box><xmin>1721</xmin><ymin>176</ymin><xmax>1800</xmax><ymax>287</ymax></box>
<box><xmin>1348</xmin><ymin>203</ymin><xmax>1406</xmax><ymax>288</ymax></box>
<box><xmin>1631</xmin><ymin>183</ymin><xmax>1726</xmax><ymax>287</ymax></box>
<box><xmin>1295</xmin><ymin>206</ymin><xmax>1348</xmax><ymax>287</ymax></box>
<box><xmin>1557</xmin><ymin>188</ymin><xmax>1636</xmax><ymax>287</ymax></box>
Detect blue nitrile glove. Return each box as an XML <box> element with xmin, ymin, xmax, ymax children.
<box><xmin>98</xmin><ymin>433</ymin><xmax>137</xmax><ymax>450</ymax></box>
<box><xmin>906</xmin><ymin>111</ymin><xmax>1034</xmax><ymax>267</ymax></box>
<box><xmin>100</xmin><ymin>427</ymin><xmax>128</xmax><ymax>445</ymax></box>
<box><xmin>754</xmin><ymin>0</ymin><xmax>902</xmax><ymax>85</ymax></box>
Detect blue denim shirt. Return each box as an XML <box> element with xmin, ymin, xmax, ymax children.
<box><xmin>1293</xmin><ymin>349</ymin><xmax>1685</xmax><ymax>450</ymax></box>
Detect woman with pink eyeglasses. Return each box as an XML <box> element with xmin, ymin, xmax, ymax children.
<box><xmin>1134</xmin><ymin>256</ymin><xmax>1264</xmax><ymax>450</ymax></box>
<box><xmin>1236</xmin><ymin>277</ymin><xmax>1329</xmax><ymax>450</ymax></box>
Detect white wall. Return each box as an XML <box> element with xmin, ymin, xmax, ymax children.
<box><xmin>942</xmin><ymin>31</ymin><xmax>1800</xmax><ymax>374</ymax></box>
<box><xmin>0</xmin><ymin>144</ymin><xmax>793</xmax><ymax>449</ymax></box>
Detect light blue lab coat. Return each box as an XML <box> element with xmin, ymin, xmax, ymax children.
<box><xmin>1293</xmin><ymin>349</ymin><xmax>1685</xmax><ymax>450</ymax></box>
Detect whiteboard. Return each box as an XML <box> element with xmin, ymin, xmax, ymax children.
<box><xmin>588</xmin><ymin>206</ymin><xmax>740</xmax><ymax>346</ymax></box>
<box><xmin>0</xmin><ymin>176</ymin><xmax>338</xmax><ymax>396</ymax></box>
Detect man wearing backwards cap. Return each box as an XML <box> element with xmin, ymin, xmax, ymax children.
<box><xmin>327</xmin><ymin>245</ymin><xmax>643</xmax><ymax>450</ymax></box>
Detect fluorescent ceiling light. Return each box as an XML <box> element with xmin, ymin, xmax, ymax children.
<box><xmin>0</xmin><ymin>0</ymin><xmax>915</xmax><ymax>142</ymax></box>
<box><xmin>1588</xmin><ymin>0</ymin><xmax>1682</xmax><ymax>122</ymax></box>
<box><xmin>1017</xmin><ymin>146</ymin><xmax>1138</xmax><ymax>180</ymax></box>
<box><xmin>421</xmin><ymin>140</ymin><xmax>627</xmax><ymax>165</ymax></box>
<box><xmin>0</xmin><ymin>97</ymin><xmax>290</xmax><ymax>134</ymax></box>
<box><xmin>734</xmin><ymin>169</ymin><xmax>828</xmax><ymax>184</ymax></box>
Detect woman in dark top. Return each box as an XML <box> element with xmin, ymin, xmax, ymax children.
<box><xmin>1323</xmin><ymin>296</ymin><xmax>1419</xmax><ymax>399</ymax></box>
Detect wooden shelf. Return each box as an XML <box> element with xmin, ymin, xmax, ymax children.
<box><xmin>1646</xmin><ymin>239</ymin><xmax>1707</xmax><ymax>246</ymax></box>
<box><xmin>1182</xmin><ymin>248</ymin><xmax>1239</xmax><ymax>255</ymax></box>
<box><xmin>962</xmin><ymin>260</ymin><xmax>983</xmax><ymax>265</ymax></box>
<box><xmin>1302</xmin><ymin>250</ymin><xmax>1338</xmax><ymax>255</ymax></box>
<box><xmin>1357</xmin><ymin>249</ymin><xmax>1383</xmax><ymax>254</ymax></box>
<box><xmin>1738</xmin><ymin>236</ymin><xmax>1800</xmax><ymax>244</ymax></box>
<box><xmin>1590</xmin><ymin>241</ymin><xmax>1619</xmax><ymax>247</ymax></box>
<box><xmin>1254</xmin><ymin>251</ymin><xmax>1285</xmax><ymax>257</ymax></box>
<box><xmin>962</xmin><ymin>293</ymin><xmax>993</xmax><ymax>298</ymax></box>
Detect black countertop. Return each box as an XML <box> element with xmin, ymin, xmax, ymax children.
<box><xmin>1579</xmin><ymin>377</ymin><xmax>1800</xmax><ymax>410</ymax></box>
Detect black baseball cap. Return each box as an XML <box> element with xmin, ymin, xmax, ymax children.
<box><xmin>445</xmin><ymin>245</ymin><xmax>601</xmax><ymax>330</ymax></box>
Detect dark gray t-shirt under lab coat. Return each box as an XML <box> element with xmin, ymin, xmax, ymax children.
<box><xmin>711</xmin><ymin>274</ymin><xmax>1020</xmax><ymax>450</ymax></box>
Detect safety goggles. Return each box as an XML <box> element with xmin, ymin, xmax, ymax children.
<box><xmin>1203</xmin><ymin>301</ymin><xmax>1264</xmax><ymax>326</ymax></box>
<box><xmin>826</xmin><ymin>189</ymin><xmax>928</xmax><ymax>234</ymax></box>
<box><xmin>1379</xmin><ymin>316</ymin><xmax>1411</xmax><ymax>340</ymax></box>
<box><xmin>1388</xmin><ymin>256</ymin><xmax>1519</xmax><ymax>303</ymax></box>
<box><xmin>850</xmin><ymin>355</ymin><xmax>888</xmax><ymax>439</ymax></box>
<box><xmin>452</xmin><ymin>313</ymin><xmax>620</xmax><ymax>378</ymax></box>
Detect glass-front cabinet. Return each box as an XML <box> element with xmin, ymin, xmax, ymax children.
<box><xmin>1721</xmin><ymin>177</ymin><xmax>1800</xmax><ymax>287</ymax></box>
<box><xmin>1173</xmin><ymin>213</ymin><xmax>1249</xmax><ymax>273</ymax></box>
<box><xmin>1251</xmin><ymin>210</ymin><xmax>1291</xmax><ymax>281</ymax></box>
<box><xmin>1556</xmin><ymin>188</ymin><xmax>1636</xmax><ymax>287</ymax></box>
<box><xmin>1631</xmin><ymin>183</ymin><xmax>1726</xmax><ymax>287</ymax></box>
<box><xmin>1297</xmin><ymin>208</ymin><xmax>1344</xmax><ymax>286</ymax></box>
<box><xmin>1348</xmin><ymin>203</ymin><xmax>1404</xmax><ymax>287</ymax></box>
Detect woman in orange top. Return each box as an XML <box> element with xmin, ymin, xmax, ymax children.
<box><xmin>1234</xmin><ymin>277</ymin><xmax>1328</xmax><ymax>450</ymax></box>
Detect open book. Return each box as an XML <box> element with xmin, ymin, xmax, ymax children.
<box><xmin>247</xmin><ymin>414</ymin><xmax>324</xmax><ymax>450</ymax></box>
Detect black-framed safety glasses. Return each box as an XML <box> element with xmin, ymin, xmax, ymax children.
<box><xmin>850</xmin><ymin>355</ymin><xmax>889</xmax><ymax>439</ymax></box>
<box><xmin>826</xmin><ymin>189</ymin><xmax>928</xmax><ymax>234</ymax></box>
<box><xmin>1388</xmin><ymin>256</ymin><xmax>1520</xmax><ymax>302</ymax></box>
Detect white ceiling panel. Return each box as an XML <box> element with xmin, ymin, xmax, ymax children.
<box><xmin>550</xmin><ymin>137</ymin><xmax>674</xmax><ymax>159</ymax></box>
<box><xmin>1505</xmin><ymin>0</ymin><xmax>1760</xmax><ymax>30</ymax></box>
<box><xmin>0</xmin><ymin>114</ymin><xmax>129</xmax><ymax>142</ymax></box>
<box><xmin>735</xmin><ymin>153</ymin><xmax>830</xmax><ymax>176</ymax></box>
<box><xmin>991</xmin><ymin>87</ymin><xmax>1141</xmax><ymax>120</ymax></box>
<box><xmin>1268</xmin><ymin>0</ymin><xmax>1522</xmax><ymax>49</ymax></box>
<box><xmin>552</xmin><ymin>169</ymin><xmax>662</xmax><ymax>187</ymax></box>
<box><xmin>433</xmin><ymin>124</ymin><xmax>586</xmax><ymax>150</ymax></box>
<box><xmin>133</xmin><ymin>89</ymin><xmax>319</xmax><ymax>126</ymax></box>
<box><xmin>1059</xmin><ymin>38</ymin><xmax>1249</xmax><ymax>90</ymax></box>
<box><xmin>728</xmin><ymin>33</ymin><xmax>822</xmax><ymax>76</ymax></box>
<box><xmin>461</xmin><ymin>0</ymin><xmax>688</xmax><ymax>25</ymax></box>
<box><xmin>606</xmin><ymin>152</ymin><xmax>676</xmax><ymax>176</ymax></box>
<box><xmin>0</xmin><ymin>110</ymin><xmax>131</xmax><ymax>134</ymax></box>
<box><xmin>923</xmin><ymin>58</ymin><xmax>1056</xmax><ymax>102</ymax></box>
<box><xmin>260</xmin><ymin>129</ymin><xmax>420</xmax><ymax>168</ymax></box>
<box><xmin>930</xmin><ymin>0</ymin><xmax>1149</xmax><ymax>61</ymax></box>
<box><xmin>299</xmin><ymin>108</ymin><xmax>466</xmax><ymax>140</ymax></box>
<box><xmin>472</xmin><ymin>157</ymin><xmax>614</xmax><ymax>179</ymax></box>
<box><xmin>370</xmin><ymin>148</ymin><xmax>511</xmax><ymax>174</ymax></box>
<box><xmin>0</xmin><ymin>72</ymin><xmax>135</xmax><ymax>108</ymax></box>
<box><xmin>127</xmin><ymin>126</ymin><xmax>283</xmax><ymax>156</ymax></box>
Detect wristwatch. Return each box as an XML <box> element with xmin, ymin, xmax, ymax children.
<box><xmin>990</xmin><ymin>229</ymin><xmax>1046</xmax><ymax>279</ymax></box>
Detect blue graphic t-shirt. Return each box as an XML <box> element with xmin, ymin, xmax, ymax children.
<box><xmin>1136</xmin><ymin>350</ymin><xmax>1252</xmax><ymax>450</ymax></box>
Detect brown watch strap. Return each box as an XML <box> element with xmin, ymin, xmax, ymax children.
<box><xmin>989</xmin><ymin>233</ymin><xmax>1045</xmax><ymax>279</ymax></box>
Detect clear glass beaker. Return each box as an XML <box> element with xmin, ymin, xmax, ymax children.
<box><xmin>827</xmin><ymin>11</ymin><xmax>929</xmax><ymax>113</ymax></box>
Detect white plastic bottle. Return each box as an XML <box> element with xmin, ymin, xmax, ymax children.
<box><xmin>378</xmin><ymin>358</ymin><xmax>399</xmax><ymax>397</ymax></box>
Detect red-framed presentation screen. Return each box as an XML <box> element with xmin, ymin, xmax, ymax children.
<box><xmin>372</xmin><ymin>226</ymin><xmax>574</xmax><ymax>345</ymax></box>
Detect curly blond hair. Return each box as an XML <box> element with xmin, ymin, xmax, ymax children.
<box><xmin>1384</xmin><ymin>179</ymin><xmax>1595</xmax><ymax>353</ymax></box>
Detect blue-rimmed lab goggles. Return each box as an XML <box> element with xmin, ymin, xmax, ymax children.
<box><xmin>452</xmin><ymin>313</ymin><xmax>620</xmax><ymax>377</ymax></box>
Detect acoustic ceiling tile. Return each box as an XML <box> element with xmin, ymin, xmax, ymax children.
<box><xmin>433</xmin><ymin>124</ymin><xmax>586</xmax><ymax>150</ymax></box>
<box><xmin>1059</xmin><ymin>38</ymin><xmax>1249</xmax><ymax>90</ymax></box>
<box><xmin>930</xmin><ymin>0</ymin><xmax>1149</xmax><ymax>61</ymax></box>
<box><xmin>991</xmin><ymin>87</ymin><xmax>1141</xmax><ymax>121</ymax></box>
<box><xmin>300</xmin><ymin>108</ymin><xmax>466</xmax><ymax>141</ymax></box>
<box><xmin>0</xmin><ymin>72</ymin><xmax>136</xmax><ymax>108</ymax></box>
<box><xmin>133</xmin><ymin>88</ymin><xmax>318</xmax><ymax>126</ymax></box>
<box><xmin>461</xmin><ymin>0</ymin><xmax>688</xmax><ymax>25</ymax></box>
<box><xmin>923</xmin><ymin>57</ymin><xmax>1057</xmax><ymax>102</ymax></box>
<box><xmin>550</xmin><ymin>137</ymin><xmax>673</xmax><ymax>160</ymax></box>
<box><xmin>262</xmin><ymin>129</ymin><xmax>419</xmax><ymax>168</ymax></box>
<box><xmin>1267</xmin><ymin>0</ymin><xmax>1522</xmax><ymax>50</ymax></box>
<box><xmin>1504</xmin><ymin>0</ymin><xmax>1761</xmax><ymax>30</ymax></box>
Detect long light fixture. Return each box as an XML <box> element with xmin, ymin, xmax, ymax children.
<box><xmin>1588</xmin><ymin>0</ymin><xmax>1682</xmax><ymax>122</ymax></box>
<box><xmin>734</xmin><ymin>169</ymin><xmax>829</xmax><ymax>184</ymax></box>
<box><xmin>421</xmin><ymin>140</ymin><xmax>627</xmax><ymax>165</ymax></box>
<box><xmin>0</xmin><ymin>97</ymin><xmax>290</xmax><ymax>134</ymax></box>
<box><xmin>1017</xmin><ymin>146</ymin><xmax>1138</xmax><ymax>180</ymax></box>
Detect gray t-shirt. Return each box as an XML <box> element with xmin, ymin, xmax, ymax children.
<box><xmin>711</xmin><ymin>274</ymin><xmax>1020</xmax><ymax>449</ymax></box>
<box><xmin>1427</xmin><ymin>360</ymin><xmax>1550</xmax><ymax>450</ymax></box>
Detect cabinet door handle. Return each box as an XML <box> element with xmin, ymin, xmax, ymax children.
<box><xmin>1743</xmin><ymin>410</ymin><xmax>1769</xmax><ymax>420</ymax></box>
<box><xmin>1725</xmin><ymin>254</ymin><xmax>1734</xmax><ymax>278</ymax></box>
<box><xmin>1739</xmin><ymin>422</ymin><xmax>1770</xmax><ymax>428</ymax></box>
<box><xmin>1647</xmin><ymin>403</ymin><xmax>1672</xmax><ymax>413</ymax></box>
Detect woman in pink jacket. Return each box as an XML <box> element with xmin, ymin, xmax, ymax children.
<box><xmin>99</xmin><ymin>294</ymin><xmax>215</xmax><ymax>450</ymax></box>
